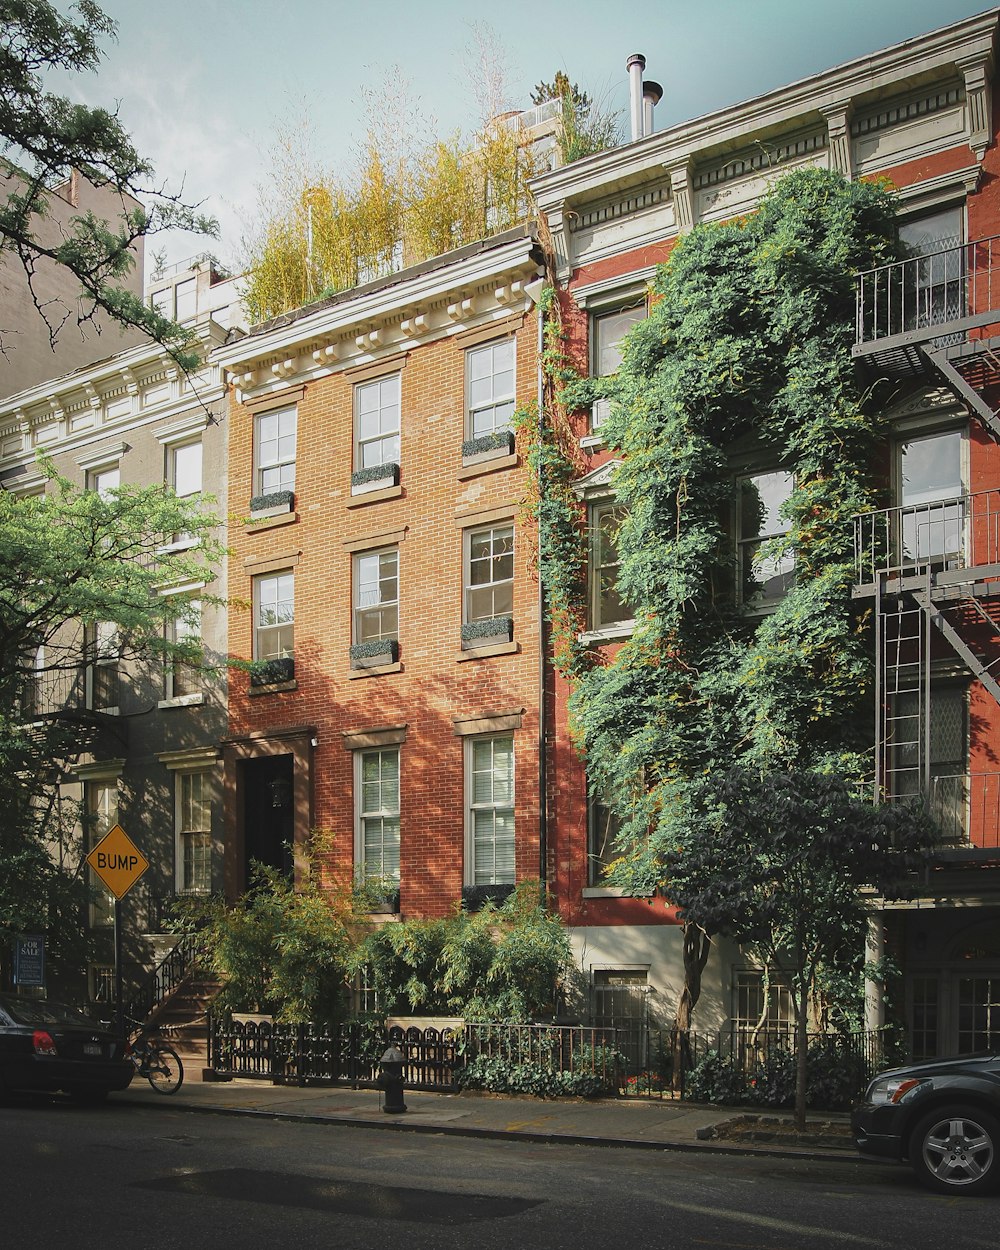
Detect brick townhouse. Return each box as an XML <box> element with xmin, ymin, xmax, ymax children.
<box><xmin>215</xmin><ymin>228</ymin><xmax>546</xmax><ymax>925</ymax></box>
<box><xmin>530</xmin><ymin>8</ymin><xmax>1000</xmax><ymax>1052</ymax></box>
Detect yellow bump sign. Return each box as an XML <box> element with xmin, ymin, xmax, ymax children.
<box><xmin>86</xmin><ymin>824</ymin><xmax>149</xmax><ymax>900</ymax></box>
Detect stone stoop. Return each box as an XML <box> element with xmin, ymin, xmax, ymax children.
<box><xmin>147</xmin><ymin>977</ymin><xmax>223</xmax><ymax>1081</ymax></box>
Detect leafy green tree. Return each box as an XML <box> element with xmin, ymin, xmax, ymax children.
<box><xmin>0</xmin><ymin>0</ymin><xmax>216</xmax><ymax>365</ymax></box>
<box><xmin>0</xmin><ymin>466</ymin><xmax>223</xmax><ymax>985</ymax></box>
<box><xmin>665</xmin><ymin>767</ymin><xmax>934</xmax><ymax>1127</ymax></box>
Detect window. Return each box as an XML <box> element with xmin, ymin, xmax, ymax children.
<box><xmin>356</xmin><ymin>748</ymin><xmax>400</xmax><ymax>882</ymax></box>
<box><xmin>958</xmin><ymin>976</ymin><xmax>1000</xmax><ymax>1053</ymax></box>
<box><xmin>466</xmin><ymin>338</ymin><xmax>515</xmax><ymax>439</ymax></box>
<box><xmin>165</xmin><ymin>600</ymin><xmax>201</xmax><ymax>700</ymax></box>
<box><xmin>87</xmin><ymin>621</ymin><xmax>120</xmax><ymax>712</ymax></box>
<box><xmin>591</xmin><ymin>303</ymin><xmax>645</xmax><ymax>429</ymax></box>
<box><xmin>255</xmin><ymin>406</ymin><xmax>296</xmax><ymax>496</ymax></box>
<box><xmin>911</xmin><ymin>976</ymin><xmax>940</xmax><ymax>1062</ymax></box>
<box><xmin>170</xmin><ymin>440</ymin><xmax>202</xmax><ymax>498</ymax></box>
<box><xmin>354</xmin><ymin>549</ymin><xmax>398</xmax><ymax>643</ymax></box>
<box><xmin>465</xmin><ymin>524</ymin><xmax>514</xmax><ymax>623</ymax></box>
<box><xmin>150</xmin><ymin>287</ymin><xmax>172</xmax><ymax>319</ymax></box>
<box><xmin>734</xmin><ymin>970</ymin><xmax>792</xmax><ymax>1036</ymax></box>
<box><xmin>588</xmin><ymin>787</ymin><xmax>620</xmax><ymax>886</ymax></box>
<box><xmin>467</xmin><ymin>734</ymin><xmax>515</xmax><ymax>885</ymax></box>
<box><xmin>590</xmin><ymin>502</ymin><xmax>631</xmax><ymax>629</ymax></box>
<box><xmin>899</xmin><ymin>205</ymin><xmax>963</xmax><ymax>335</ymax></box>
<box><xmin>174</xmin><ymin>276</ymin><xmax>197</xmax><ymax>322</ymax></box>
<box><xmin>898</xmin><ymin>428</ymin><xmax>964</xmax><ymax>564</ymax></box>
<box><xmin>89</xmin><ymin>464</ymin><xmax>119</xmax><ymax>497</ymax></box>
<box><xmin>737</xmin><ymin>470</ymin><xmax>794</xmax><ymax>605</ymax></box>
<box><xmin>889</xmin><ymin>685</ymin><xmax>966</xmax><ymax>840</ymax></box>
<box><xmin>253</xmin><ymin>572</ymin><xmax>294</xmax><ymax>660</ymax></box>
<box><xmin>85</xmin><ymin>779</ymin><xmax>117</xmax><ymax>928</ymax></box>
<box><xmin>355</xmin><ymin>373</ymin><xmax>400</xmax><ymax>471</ymax></box>
<box><xmin>176</xmin><ymin>769</ymin><xmax>211</xmax><ymax>893</ymax></box>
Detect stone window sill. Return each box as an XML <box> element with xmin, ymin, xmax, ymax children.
<box><xmin>246</xmin><ymin>511</ymin><xmax>298</xmax><ymax>533</ymax></box>
<box><xmin>247</xmin><ymin>679</ymin><xmax>297</xmax><ymax>695</ymax></box>
<box><xmin>157</xmin><ymin>693</ymin><xmax>205</xmax><ymax>710</ymax></box>
<box><xmin>455</xmin><ymin>640</ymin><xmax>519</xmax><ymax>662</ymax></box>
<box><xmin>458</xmin><ymin>452</ymin><xmax>518</xmax><ymax>479</ymax></box>
<box><xmin>347</xmin><ymin>484</ymin><xmax>403</xmax><ymax>508</ymax></box>
<box><xmin>580</xmin><ymin>621</ymin><xmax>635</xmax><ymax>645</ymax></box>
<box><xmin>348</xmin><ymin>661</ymin><xmax>403</xmax><ymax>679</ymax></box>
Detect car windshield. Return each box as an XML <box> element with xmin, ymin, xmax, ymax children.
<box><xmin>0</xmin><ymin>995</ymin><xmax>103</xmax><ymax>1028</ymax></box>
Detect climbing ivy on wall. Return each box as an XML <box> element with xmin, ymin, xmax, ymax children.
<box><xmin>528</xmin><ymin>168</ymin><xmax>901</xmax><ymax>893</ymax></box>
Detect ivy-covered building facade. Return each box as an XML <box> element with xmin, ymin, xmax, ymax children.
<box><xmin>531</xmin><ymin>7</ymin><xmax>1000</xmax><ymax>1055</ymax></box>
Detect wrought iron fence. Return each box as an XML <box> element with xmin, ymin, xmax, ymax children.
<box><xmin>125</xmin><ymin>932</ymin><xmax>202</xmax><ymax>1023</ymax></box>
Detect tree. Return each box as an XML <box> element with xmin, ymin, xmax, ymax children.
<box><xmin>665</xmin><ymin>767</ymin><xmax>934</xmax><ymax>1127</ymax></box>
<box><xmin>531</xmin><ymin>71</ymin><xmax>622</xmax><ymax>164</ymax></box>
<box><xmin>0</xmin><ymin>0</ymin><xmax>216</xmax><ymax>365</ymax></box>
<box><xmin>0</xmin><ymin>465</ymin><xmax>223</xmax><ymax>985</ymax></box>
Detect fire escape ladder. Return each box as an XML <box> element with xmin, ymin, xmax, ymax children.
<box><xmin>921</xmin><ymin>344</ymin><xmax>1000</xmax><ymax>444</ymax></box>
<box><xmin>876</xmin><ymin>584</ymin><xmax>927</xmax><ymax>802</ymax></box>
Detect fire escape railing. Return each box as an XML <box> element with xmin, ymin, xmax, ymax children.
<box><xmin>853</xmin><ymin>489</ymin><xmax>1000</xmax><ymax>588</ymax></box>
<box><xmin>856</xmin><ymin>235</ymin><xmax>1000</xmax><ymax>347</ymax></box>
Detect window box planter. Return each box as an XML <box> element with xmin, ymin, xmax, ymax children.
<box><xmin>353</xmin><ymin>876</ymin><xmax>400</xmax><ymax>914</ymax></box>
<box><xmin>461</xmin><ymin>430</ymin><xmax>515</xmax><ymax>466</ymax></box>
<box><xmin>249</xmin><ymin>490</ymin><xmax>295</xmax><ymax>518</ymax></box>
<box><xmin>249</xmin><ymin>656</ymin><xmax>295</xmax><ymax>686</ymax></box>
<box><xmin>461</xmin><ymin>616</ymin><xmax>513</xmax><ymax>650</ymax></box>
<box><xmin>462</xmin><ymin>883</ymin><xmax>515</xmax><ymax>911</ymax></box>
<box><xmin>351</xmin><ymin>462</ymin><xmax>400</xmax><ymax>494</ymax></box>
<box><xmin>349</xmin><ymin>638</ymin><xmax>399</xmax><ymax>669</ymax></box>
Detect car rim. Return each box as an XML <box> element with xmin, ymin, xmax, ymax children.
<box><xmin>922</xmin><ymin>1115</ymin><xmax>994</xmax><ymax>1186</ymax></box>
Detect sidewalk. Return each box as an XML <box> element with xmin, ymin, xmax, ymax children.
<box><xmin>119</xmin><ymin>1077</ymin><xmax>857</xmax><ymax>1160</ymax></box>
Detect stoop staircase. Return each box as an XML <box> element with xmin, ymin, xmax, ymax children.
<box><xmin>148</xmin><ymin>973</ymin><xmax>224</xmax><ymax>1080</ymax></box>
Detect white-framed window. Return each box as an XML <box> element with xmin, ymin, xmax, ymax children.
<box><xmin>89</xmin><ymin>464</ymin><xmax>120</xmax><ymax>497</ymax></box>
<box><xmin>85</xmin><ymin>778</ymin><xmax>117</xmax><ymax>928</ymax></box>
<box><xmin>588</xmin><ymin>786</ymin><xmax>620</xmax><ymax>887</ymax></box>
<box><xmin>253</xmin><ymin>571</ymin><xmax>294</xmax><ymax>660</ymax></box>
<box><xmin>165</xmin><ymin>600</ymin><xmax>201</xmax><ymax>700</ymax></box>
<box><xmin>589</xmin><ymin>502</ymin><xmax>631</xmax><ymax>629</ymax></box>
<box><xmin>86</xmin><ymin>621</ymin><xmax>120</xmax><ymax>712</ymax></box>
<box><xmin>465</xmin><ymin>524</ymin><xmax>514</xmax><ymax>623</ymax></box>
<box><xmin>899</xmin><ymin>204</ymin><xmax>964</xmax><ymax>334</ymax></box>
<box><xmin>590</xmin><ymin>302</ymin><xmax>645</xmax><ymax>430</ymax></box>
<box><xmin>355</xmin><ymin>373</ymin><xmax>400</xmax><ymax>471</ymax></box>
<box><xmin>354</xmin><ymin>548</ymin><xmax>398</xmax><ymax>643</ymax></box>
<box><xmin>733</xmin><ymin>970</ymin><xmax>792</xmax><ymax>1037</ymax></box>
<box><xmin>254</xmin><ymin>406</ymin><xmax>297</xmax><ymax>496</ymax></box>
<box><xmin>176</xmin><ymin>768</ymin><xmax>212</xmax><ymax>893</ymax></box>
<box><xmin>170</xmin><ymin>440</ymin><xmax>203</xmax><ymax>498</ymax></box>
<box><xmin>355</xmin><ymin>747</ymin><xmax>400</xmax><ymax>882</ymax></box>
<box><xmin>466</xmin><ymin>338</ymin><xmax>515</xmax><ymax>439</ymax></box>
<box><xmin>897</xmin><ymin>427</ymin><xmax>965</xmax><ymax>564</ymax></box>
<box><xmin>466</xmin><ymin>733</ymin><xmax>515</xmax><ymax>885</ymax></box>
<box><xmin>737</xmin><ymin>469</ymin><xmax>794</xmax><ymax>606</ymax></box>
<box><xmin>150</xmin><ymin>286</ymin><xmax>173</xmax><ymax>319</ymax></box>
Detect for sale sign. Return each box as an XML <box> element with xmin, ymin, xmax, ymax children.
<box><xmin>14</xmin><ymin>934</ymin><xmax>45</xmax><ymax>986</ymax></box>
<box><xmin>85</xmin><ymin>824</ymin><xmax>149</xmax><ymax>900</ymax></box>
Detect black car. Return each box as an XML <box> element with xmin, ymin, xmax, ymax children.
<box><xmin>852</xmin><ymin>1052</ymin><xmax>1000</xmax><ymax>1195</ymax></box>
<box><xmin>0</xmin><ymin>993</ymin><xmax>133</xmax><ymax>1103</ymax></box>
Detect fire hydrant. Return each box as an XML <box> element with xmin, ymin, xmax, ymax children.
<box><xmin>379</xmin><ymin>1044</ymin><xmax>407</xmax><ymax>1114</ymax></box>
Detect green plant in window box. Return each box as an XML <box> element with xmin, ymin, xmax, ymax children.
<box><xmin>352</xmin><ymin>874</ymin><xmax>401</xmax><ymax>915</ymax></box>
<box><xmin>461</xmin><ymin>430</ymin><xmax>515</xmax><ymax>462</ymax></box>
<box><xmin>461</xmin><ymin>883</ymin><xmax>515</xmax><ymax>911</ymax></box>
<box><xmin>349</xmin><ymin>638</ymin><xmax>399</xmax><ymax>668</ymax></box>
<box><xmin>460</xmin><ymin>616</ymin><xmax>513</xmax><ymax>646</ymax></box>
<box><xmin>248</xmin><ymin>489</ymin><xmax>295</xmax><ymax>516</ymax></box>
<box><xmin>249</xmin><ymin>656</ymin><xmax>295</xmax><ymax>686</ymax></box>
<box><xmin>351</xmin><ymin>462</ymin><xmax>400</xmax><ymax>489</ymax></box>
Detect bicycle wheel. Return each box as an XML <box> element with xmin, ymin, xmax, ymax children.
<box><xmin>145</xmin><ymin>1042</ymin><xmax>184</xmax><ymax>1094</ymax></box>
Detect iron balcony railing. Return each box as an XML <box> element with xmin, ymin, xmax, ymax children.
<box><xmin>856</xmin><ymin>234</ymin><xmax>1000</xmax><ymax>347</ymax></box>
<box><xmin>853</xmin><ymin>488</ymin><xmax>1000</xmax><ymax>587</ymax></box>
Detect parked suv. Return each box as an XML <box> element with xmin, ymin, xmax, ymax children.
<box><xmin>852</xmin><ymin>1052</ymin><xmax>1000</xmax><ymax>1195</ymax></box>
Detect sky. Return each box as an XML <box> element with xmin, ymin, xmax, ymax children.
<box><xmin>50</xmin><ymin>0</ymin><xmax>997</xmax><ymax>270</ymax></box>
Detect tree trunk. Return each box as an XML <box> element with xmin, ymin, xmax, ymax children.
<box><xmin>671</xmin><ymin>922</ymin><xmax>711</xmax><ymax>1092</ymax></box>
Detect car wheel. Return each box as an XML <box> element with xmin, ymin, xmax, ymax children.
<box><xmin>910</xmin><ymin>1104</ymin><xmax>1000</xmax><ymax>1195</ymax></box>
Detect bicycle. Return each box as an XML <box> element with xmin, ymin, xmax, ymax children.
<box><xmin>127</xmin><ymin>1024</ymin><xmax>184</xmax><ymax>1094</ymax></box>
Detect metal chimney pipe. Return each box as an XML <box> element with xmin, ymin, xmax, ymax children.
<box><xmin>626</xmin><ymin>53</ymin><xmax>646</xmax><ymax>142</ymax></box>
<box><xmin>643</xmin><ymin>80</ymin><xmax>663</xmax><ymax>138</ymax></box>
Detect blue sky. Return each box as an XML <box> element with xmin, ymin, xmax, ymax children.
<box><xmin>56</xmin><ymin>0</ymin><xmax>995</xmax><ymax>268</ymax></box>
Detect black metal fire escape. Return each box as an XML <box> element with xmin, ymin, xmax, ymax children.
<box><xmin>853</xmin><ymin>236</ymin><xmax>1000</xmax><ymax>851</ymax></box>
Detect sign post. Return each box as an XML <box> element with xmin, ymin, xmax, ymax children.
<box><xmin>85</xmin><ymin>824</ymin><xmax>149</xmax><ymax>1045</ymax></box>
